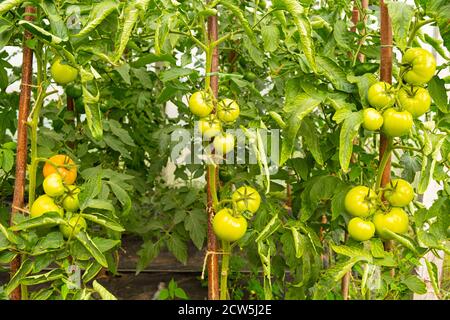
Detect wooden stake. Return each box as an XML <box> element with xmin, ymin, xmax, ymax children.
<box><xmin>9</xmin><ymin>5</ymin><xmax>36</xmax><ymax>300</ymax></box>
<box><xmin>206</xmin><ymin>9</ymin><xmax>220</xmax><ymax>300</ymax></box>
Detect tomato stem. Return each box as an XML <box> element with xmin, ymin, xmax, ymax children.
<box><xmin>219</xmin><ymin>240</ymin><xmax>230</xmax><ymax>300</ymax></box>
<box><xmin>375</xmin><ymin>137</ymin><xmax>392</xmax><ymax>191</ymax></box>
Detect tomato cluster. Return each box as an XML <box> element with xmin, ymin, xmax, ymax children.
<box><xmin>344</xmin><ymin>178</ymin><xmax>415</xmax><ymax>241</ymax></box>
<box><xmin>188</xmin><ymin>90</ymin><xmax>240</xmax><ymax>155</ymax></box>
<box><xmin>212</xmin><ymin>186</ymin><xmax>261</xmax><ymax>242</ymax></box>
<box><xmin>363</xmin><ymin>48</ymin><xmax>436</xmax><ymax>137</ymax></box>
<box><xmin>31</xmin><ymin>154</ymin><xmax>86</xmax><ymax>238</ymax></box>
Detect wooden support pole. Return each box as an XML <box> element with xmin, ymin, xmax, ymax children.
<box><xmin>206</xmin><ymin>9</ymin><xmax>220</xmax><ymax>300</ymax></box>
<box><xmin>9</xmin><ymin>5</ymin><xmax>36</xmax><ymax>300</ymax></box>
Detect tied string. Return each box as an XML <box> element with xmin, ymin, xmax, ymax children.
<box><xmin>201</xmin><ymin>249</ymin><xmax>230</xmax><ymax>280</ymax></box>
<box><xmin>12</xmin><ymin>205</ymin><xmax>30</xmax><ymax>214</ymax></box>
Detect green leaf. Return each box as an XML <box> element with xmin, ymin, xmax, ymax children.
<box><xmin>331</xmin><ymin>187</ymin><xmax>350</xmax><ymax>221</ymax></box>
<box><xmin>243</xmin><ymin>38</ymin><xmax>264</xmax><ymax>68</ymax></box>
<box><xmin>113</xmin><ymin>2</ymin><xmax>139</xmax><ymax>62</ymax></box>
<box><xmin>184</xmin><ymin>209</ymin><xmax>206</xmax><ymax>250</ymax></box>
<box><xmin>300</xmin><ymin>118</ymin><xmax>324</xmax><ymax>166</ymax></box>
<box><xmin>114</xmin><ymin>63</ymin><xmax>131</xmax><ymax>85</ymax></box>
<box><xmin>10</xmin><ymin>212</ymin><xmax>65</xmax><ymax>231</ymax></box>
<box><xmin>18</xmin><ymin>21</ymin><xmax>63</xmax><ymax>45</ymax></box>
<box><xmin>108</xmin><ymin>119</ymin><xmax>136</xmax><ymax>146</ymax></box>
<box><xmin>1</xmin><ymin>148</ymin><xmax>14</xmax><ymax>172</ymax></box>
<box><xmin>75</xmin><ymin>1</ymin><xmax>118</xmax><ymax>38</ymax></box>
<box><xmin>40</xmin><ymin>0</ymin><xmax>69</xmax><ymax>41</ymax></box>
<box><xmin>347</xmin><ymin>74</ymin><xmax>377</xmax><ymax>108</ymax></box>
<box><xmin>370</xmin><ymin>238</ymin><xmax>386</xmax><ymax>258</ymax></box>
<box><xmin>386</xmin><ymin>1</ymin><xmax>414</xmax><ymax>51</ymax></box>
<box><xmin>174</xmin><ymin>287</ymin><xmax>189</xmax><ymax>300</ymax></box>
<box><xmin>31</xmin><ymin>231</ymin><xmax>64</xmax><ymax>255</ymax></box>
<box><xmin>428</xmin><ymin>76</ymin><xmax>448</xmax><ymax>113</ymax></box>
<box><xmin>93</xmin><ymin>237</ymin><xmax>121</xmax><ymax>252</ymax></box>
<box><xmin>425</xmin><ymin>259</ymin><xmax>440</xmax><ymax>297</ymax></box>
<box><xmin>82</xmin><ymin>261</ymin><xmax>103</xmax><ymax>283</ymax></box>
<box><xmin>92</xmin><ymin>280</ymin><xmax>118</xmax><ymax>300</ymax></box>
<box><xmin>0</xmin><ymin>0</ymin><xmax>24</xmax><ymax>16</ymax></box>
<box><xmin>330</xmin><ymin>243</ymin><xmax>372</xmax><ymax>261</ymax></box>
<box><xmin>103</xmin><ymin>135</ymin><xmax>131</xmax><ymax>159</ymax></box>
<box><xmin>290</xmin><ymin>227</ymin><xmax>305</xmax><ymax>259</ymax></box>
<box><xmin>255</xmin><ymin>214</ymin><xmax>281</xmax><ymax>243</ymax></box>
<box><xmin>333</xmin><ymin>20</ymin><xmax>352</xmax><ymax>51</ymax></box>
<box><xmin>339</xmin><ymin>111</ymin><xmax>364</xmax><ymax>172</ymax></box>
<box><xmin>84</xmin><ymin>199</ymin><xmax>115</xmax><ymax>213</ymax></box>
<box><xmin>79</xmin><ymin>174</ymin><xmax>102</xmax><ymax>211</ymax></box>
<box><xmin>132</xmin><ymin>53</ymin><xmax>176</xmax><ymax>67</ymax></box>
<box><xmin>107</xmin><ymin>181</ymin><xmax>131</xmax><ymax>216</ymax></box>
<box><xmin>166</xmin><ymin>235</ymin><xmax>187</xmax><ymax>265</ymax></box>
<box><xmin>81</xmin><ymin>213</ymin><xmax>124</xmax><ymax>232</ymax></box>
<box><xmin>159</xmin><ymin>67</ymin><xmax>194</xmax><ymax>82</ymax></box>
<box><xmin>75</xmin><ymin>231</ymin><xmax>108</xmax><ymax>267</ymax></box>
<box><xmin>317</xmin><ymin>56</ymin><xmax>355</xmax><ymax>93</ymax></box>
<box><xmin>423</xmin><ymin>33</ymin><xmax>450</xmax><ymax>60</ymax></box>
<box><xmin>402</xmin><ymin>275</ymin><xmax>427</xmax><ymax>294</ymax></box>
<box><xmin>82</xmin><ymin>97</ymin><xmax>103</xmax><ymax>141</ymax></box>
<box><xmin>329</xmin><ymin>257</ymin><xmax>365</xmax><ymax>281</ymax></box>
<box><xmin>261</xmin><ymin>24</ymin><xmax>280</xmax><ymax>52</ymax></box>
<box><xmin>382</xmin><ymin>229</ymin><xmax>419</xmax><ymax>254</ymax></box>
<box><xmin>281</xmin><ymin>93</ymin><xmax>323</xmax><ymax>165</ymax></box>
<box><xmin>20</xmin><ymin>269</ymin><xmax>64</xmax><ymax>286</ymax></box>
<box><xmin>5</xmin><ymin>259</ymin><xmax>33</xmax><ymax>295</ymax></box>
<box><xmin>136</xmin><ymin>241</ymin><xmax>160</xmax><ymax>274</ymax></box>
<box><xmin>221</xmin><ymin>0</ymin><xmax>258</xmax><ymax>47</ymax></box>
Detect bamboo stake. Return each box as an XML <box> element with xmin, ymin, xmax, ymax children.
<box><xmin>9</xmin><ymin>5</ymin><xmax>36</xmax><ymax>300</ymax></box>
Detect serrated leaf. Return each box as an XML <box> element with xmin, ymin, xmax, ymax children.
<box><xmin>261</xmin><ymin>24</ymin><xmax>279</xmax><ymax>52</ymax></box>
<box><xmin>184</xmin><ymin>209</ymin><xmax>206</xmax><ymax>250</ymax></box>
<box><xmin>0</xmin><ymin>0</ymin><xmax>24</xmax><ymax>15</ymax></box>
<box><xmin>370</xmin><ymin>238</ymin><xmax>386</xmax><ymax>258</ymax></box>
<box><xmin>18</xmin><ymin>21</ymin><xmax>63</xmax><ymax>45</ymax></box>
<box><xmin>81</xmin><ymin>213</ymin><xmax>124</xmax><ymax>232</ymax></box>
<box><xmin>10</xmin><ymin>212</ymin><xmax>65</xmax><ymax>231</ymax></box>
<box><xmin>107</xmin><ymin>181</ymin><xmax>131</xmax><ymax>216</ymax></box>
<box><xmin>221</xmin><ymin>0</ymin><xmax>258</xmax><ymax>47</ymax></box>
<box><xmin>339</xmin><ymin>111</ymin><xmax>364</xmax><ymax>172</ymax></box>
<box><xmin>300</xmin><ymin>118</ymin><xmax>324</xmax><ymax>165</ymax></box>
<box><xmin>160</xmin><ymin>67</ymin><xmax>193</xmax><ymax>82</ymax></box>
<box><xmin>136</xmin><ymin>241</ymin><xmax>160</xmax><ymax>274</ymax></box>
<box><xmin>333</xmin><ymin>20</ymin><xmax>352</xmax><ymax>51</ymax></box>
<box><xmin>317</xmin><ymin>56</ymin><xmax>355</xmax><ymax>93</ymax></box>
<box><xmin>5</xmin><ymin>259</ymin><xmax>33</xmax><ymax>295</ymax></box>
<box><xmin>255</xmin><ymin>214</ymin><xmax>281</xmax><ymax>243</ymax></box>
<box><xmin>40</xmin><ymin>0</ymin><xmax>69</xmax><ymax>41</ymax></box>
<box><xmin>166</xmin><ymin>235</ymin><xmax>187</xmax><ymax>265</ymax></box>
<box><xmin>330</xmin><ymin>243</ymin><xmax>372</xmax><ymax>261</ymax></box>
<box><xmin>75</xmin><ymin>1</ymin><xmax>118</xmax><ymax>38</ymax></box>
<box><xmin>31</xmin><ymin>231</ymin><xmax>64</xmax><ymax>255</ymax></box>
<box><xmin>75</xmin><ymin>231</ymin><xmax>108</xmax><ymax>267</ymax></box>
<box><xmin>93</xmin><ymin>280</ymin><xmax>117</xmax><ymax>300</ymax></box>
<box><xmin>428</xmin><ymin>76</ymin><xmax>448</xmax><ymax>113</ymax></box>
<box><xmin>347</xmin><ymin>74</ymin><xmax>377</xmax><ymax>108</ymax></box>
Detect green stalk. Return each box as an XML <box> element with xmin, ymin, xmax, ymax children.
<box><xmin>220</xmin><ymin>240</ymin><xmax>230</xmax><ymax>300</ymax></box>
<box><xmin>375</xmin><ymin>137</ymin><xmax>392</xmax><ymax>190</ymax></box>
<box><xmin>207</xmin><ymin>164</ymin><xmax>219</xmax><ymax>207</ymax></box>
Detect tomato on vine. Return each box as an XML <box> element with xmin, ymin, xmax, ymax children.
<box><xmin>401</xmin><ymin>48</ymin><xmax>436</xmax><ymax>85</ymax></box>
<box><xmin>217</xmin><ymin>98</ymin><xmax>240</xmax><ymax>123</ymax></box>
<box><xmin>66</xmin><ymin>84</ymin><xmax>83</xmax><ymax>99</ymax></box>
<box><xmin>50</xmin><ymin>58</ymin><xmax>78</xmax><ymax>85</ymax></box>
<box><xmin>232</xmin><ymin>186</ymin><xmax>261</xmax><ymax>214</ymax></box>
<box><xmin>60</xmin><ymin>215</ymin><xmax>87</xmax><ymax>238</ymax></box>
<box><xmin>397</xmin><ymin>86</ymin><xmax>431</xmax><ymax>117</ymax></box>
<box><xmin>367</xmin><ymin>81</ymin><xmax>395</xmax><ymax>109</ymax></box>
<box><xmin>344</xmin><ymin>186</ymin><xmax>378</xmax><ymax>217</ymax></box>
<box><xmin>382</xmin><ymin>108</ymin><xmax>413</xmax><ymax>137</ymax></box>
<box><xmin>43</xmin><ymin>173</ymin><xmax>65</xmax><ymax>197</ymax></box>
<box><xmin>362</xmin><ymin>108</ymin><xmax>383</xmax><ymax>131</ymax></box>
<box><xmin>373</xmin><ymin>208</ymin><xmax>409</xmax><ymax>239</ymax></box>
<box><xmin>62</xmin><ymin>185</ymin><xmax>80</xmax><ymax>212</ymax></box>
<box><xmin>198</xmin><ymin>115</ymin><xmax>222</xmax><ymax>139</ymax></box>
<box><xmin>43</xmin><ymin>155</ymin><xmax>77</xmax><ymax>185</ymax></box>
<box><xmin>348</xmin><ymin>217</ymin><xmax>375</xmax><ymax>241</ymax></box>
<box><xmin>384</xmin><ymin>179</ymin><xmax>415</xmax><ymax>207</ymax></box>
<box><xmin>30</xmin><ymin>195</ymin><xmax>64</xmax><ymax>218</ymax></box>
<box><xmin>213</xmin><ymin>133</ymin><xmax>235</xmax><ymax>155</ymax></box>
<box><xmin>189</xmin><ymin>91</ymin><xmax>214</xmax><ymax>117</ymax></box>
<box><xmin>212</xmin><ymin>208</ymin><xmax>247</xmax><ymax>242</ymax></box>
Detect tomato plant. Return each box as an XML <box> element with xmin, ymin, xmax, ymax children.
<box><xmin>0</xmin><ymin>0</ymin><xmax>448</xmax><ymax>302</ymax></box>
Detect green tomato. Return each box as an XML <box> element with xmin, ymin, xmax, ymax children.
<box><xmin>217</xmin><ymin>99</ymin><xmax>240</xmax><ymax>123</ymax></box>
<box><xmin>60</xmin><ymin>215</ymin><xmax>87</xmax><ymax>238</ymax></box>
<box><xmin>62</xmin><ymin>185</ymin><xmax>80</xmax><ymax>212</ymax></box>
<box><xmin>363</xmin><ymin>108</ymin><xmax>384</xmax><ymax>131</ymax></box>
<box><xmin>344</xmin><ymin>186</ymin><xmax>378</xmax><ymax>217</ymax></box>
<box><xmin>384</xmin><ymin>179</ymin><xmax>415</xmax><ymax>207</ymax></box>
<box><xmin>65</xmin><ymin>84</ymin><xmax>83</xmax><ymax>99</ymax></box>
<box><xmin>212</xmin><ymin>208</ymin><xmax>247</xmax><ymax>242</ymax></box>
<box><xmin>244</xmin><ymin>71</ymin><xmax>257</xmax><ymax>81</ymax></box>
<box><xmin>382</xmin><ymin>108</ymin><xmax>413</xmax><ymax>137</ymax></box>
<box><xmin>348</xmin><ymin>217</ymin><xmax>375</xmax><ymax>241</ymax></box>
<box><xmin>397</xmin><ymin>86</ymin><xmax>431</xmax><ymax>117</ymax></box>
<box><xmin>213</xmin><ymin>133</ymin><xmax>235</xmax><ymax>155</ymax></box>
<box><xmin>30</xmin><ymin>195</ymin><xmax>64</xmax><ymax>218</ymax></box>
<box><xmin>401</xmin><ymin>48</ymin><xmax>436</xmax><ymax>85</ymax></box>
<box><xmin>43</xmin><ymin>173</ymin><xmax>65</xmax><ymax>197</ymax></box>
<box><xmin>232</xmin><ymin>186</ymin><xmax>261</xmax><ymax>214</ymax></box>
<box><xmin>373</xmin><ymin>208</ymin><xmax>409</xmax><ymax>239</ymax></box>
<box><xmin>50</xmin><ymin>58</ymin><xmax>78</xmax><ymax>85</ymax></box>
<box><xmin>198</xmin><ymin>115</ymin><xmax>222</xmax><ymax>139</ymax></box>
<box><xmin>367</xmin><ymin>82</ymin><xmax>395</xmax><ymax>109</ymax></box>
<box><xmin>189</xmin><ymin>91</ymin><xmax>214</xmax><ymax>117</ymax></box>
